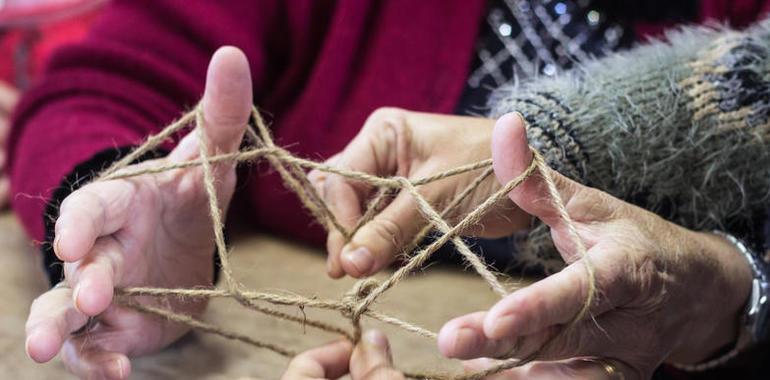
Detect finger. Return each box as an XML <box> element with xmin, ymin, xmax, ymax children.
<box><xmin>54</xmin><ymin>180</ymin><xmax>136</xmax><ymax>262</ymax></box>
<box><xmin>61</xmin><ymin>339</ymin><xmax>131</xmax><ymax>380</ymax></box>
<box><xmin>483</xmin><ymin>257</ymin><xmax>620</xmax><ymax>340</ymax></box>
<box><xmin>443</xmin><ymin>307</ymin><xmax>639</xmax><ymax>364</ymax></box>
<box><xmin>281</xmin><ymin>339</ymin><xmax>353</xmax><ymax>379</ymax></box>
<box><xmin>350</xmin><ymin>330</ymin><xmax>404</xmax><ymax>380</ymax></box>
<box><xmin>324</xmin><ymin>170</ymin><xmax>365</xmax><ymax>278</ymax></box>
<box><xmin>308</xmin><ymin>153</ymin><xmax>342</xmax><ymax>189</ymax></box>
<box><xmin>438</xmin><ymin>312</ymin><xmax>517</xmax><ymax>360</ymax></box>
<box><xmin>25</xmin><ymin>287</ymin><xmax>88</xmax><ymax>363</ymax></box>
<box><xmin>322</xmin><ymin>109</ymin><xmax>406</xmax><ymax>278</ymax></box>
<box><xmin>308</xmin><ymin>154</ymin><xmax>349</xmax><ymax>278</ymax></box>
<box><xmin>63</xmin><ymin>236</ymin><xmax>125</xmax><ymax>316</ymax></box>
<box><xmin>199</xmin><ymin>46</ymin><xmax>252</xmax><ymax>157</ymax></box>
<box><xmin>491</xmin><ymin>113</ymin><xmax>614</xmax><ymax>259</ymax></box>
<box><xmin>340</xmin><ymin>192</ymin><xmax>425</xmax><ymax>278</ymax></box>
<box><xmin>491</xmin><ymin>113</ymin><xmax>576</xmax><ymax>224</ymax></box>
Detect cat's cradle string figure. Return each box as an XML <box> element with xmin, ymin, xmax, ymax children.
<box><xmin>96</xmin><ymin>104</ymin><xmax>596</xmax><ymax>380</ymax></box>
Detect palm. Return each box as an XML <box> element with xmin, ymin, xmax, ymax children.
<box><xmin>25</xmin><ymin>47</ymin><xmax>253</xmax><ymax>379</ymax></box>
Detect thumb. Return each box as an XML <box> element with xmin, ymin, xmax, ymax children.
<box><xmin>350</xmin><ymin>330</ymin><xmax>404</xmax><ymax>380</ymax></box>
<box><xmin>492</xmin><ymin>113</ymin><xmax>608</xmax><ymax>259</ymax></box>
<box><xmin>171</xmin><ymin>46</ymin><xmax>251</xmax><ymax>161</ymax></box>
<box><xmin>201</xmin><ymin>46</ymin><xmax>252</xmax><ymax>154</ymax></box>
<box><xmin>340</xmin><ymin>192</ymin><xmax>423</xmax><ymax>278</ymax></box>
<box><xmin>491</xmin><ymin>113</ymin><xmax>581</xmax><ymax>225</ymax></box>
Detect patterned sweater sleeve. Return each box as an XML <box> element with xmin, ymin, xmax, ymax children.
<box><xmin>489</xmin><ymin>20</ymin><xmax>770</xmax><ymax>270</ymax></box>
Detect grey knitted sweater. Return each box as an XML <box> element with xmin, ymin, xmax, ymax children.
<box><xmin>490</xmin><ymin>20</ymin><xmax>770</xmax><ymax>271</ymax></box>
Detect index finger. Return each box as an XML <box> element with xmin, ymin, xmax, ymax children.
<box><xmin>55</xmin><ymin>180</ymin><xmax>137</xmax><ymax>262</ymax></box>
<box><xmin>25</xmin><ymin>286</ymin><xmax>88</xmax><ymax>363</ymax></box>
<box><xmin>281</xmin><ymin>339</ymin><xmax>353</xmax><ymax>380</ymax></box>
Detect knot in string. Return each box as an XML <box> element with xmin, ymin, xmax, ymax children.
<box><xmin>342</xmin><ymin>278</ymin><xmax>380</xmax><ymax>341</ymax></box>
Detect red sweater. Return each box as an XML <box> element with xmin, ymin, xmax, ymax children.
<box><xmin>8</xmin><ymin>0</ymin><xmax>770</xmax><ymax>247</ymax></box>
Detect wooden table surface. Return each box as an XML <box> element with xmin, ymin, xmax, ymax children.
<box><xmin>0</xmin><ymin>212</ymin><xmax>530</xmax><ymax>379</ymax></box>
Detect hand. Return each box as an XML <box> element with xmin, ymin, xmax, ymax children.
<box><xmin>0</xmin><ymin>81</ymin><xmax>19</xmax><ymax>209</ymax></box>
<box><xmin>436</xmin><ymin>114</ymin><xmax>754</xmax><ymax>379</ymax></box>
<box><xmin>310</xmin><ymin>108</ymin><xmax>530</xmax><ymax>279</ymax></box>
<box><xmin>24</xmin><ymin>46</ymin><xmax>253</xmax><ymax>379</ymax></box>
<box><xmin>282</xmin><ymin>330</ymin><xmax>404</xmax><ymax>380</ymax></box>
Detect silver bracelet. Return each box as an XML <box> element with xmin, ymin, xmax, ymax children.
<box><xmin>670</xmin><ymin>231</ymin><xmax>769</xmax><ymax>372</ymax></box>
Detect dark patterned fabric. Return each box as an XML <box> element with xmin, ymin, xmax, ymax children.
<box><xmin>457</xmin><ymin>0</ymin><xmax>637</xmax><ymax>115</ymax></box>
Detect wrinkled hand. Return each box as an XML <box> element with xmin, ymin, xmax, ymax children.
<box><xmin>310</xmin><ymin>108</ymin><xmax>530</xmax><ymax>279</ymax></box>
<box><xmin>24</xmin><ymin>47</ymin><xmax>252</xmax><ymax>379</ymax></box>
<box><xmin>282</xmin><ymin>330</ymin><xmax>404</xmax><ymax>380</ymax></box>
<box><xmin>435</xmin><ymin>114</ymin><xmax>754</xmax><ymax>379</ymax></box>
<box><xmin>0</xmin><ymin>81</ymin><xmax>19</xmax><ymax>209</ymax></box>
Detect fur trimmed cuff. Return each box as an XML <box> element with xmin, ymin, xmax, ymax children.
<box><xmin>489</xmin><ymin>21</ymin><xmax>770</xmax><ymax>269</ymax></box>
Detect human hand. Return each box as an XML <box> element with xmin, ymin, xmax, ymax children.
<box><xmin>24</xmin><ymin>46</ymin><xmax>253</xmax><ymax>379</ymax></box>
<box><xmin>310</xmin><ymin>108</ymin><xmax>530</xmax><ymax>279</ymax></box>
<box><xmin>282</xmin><ymin>330</ymin><xmax>404</xmax><ymax>380</ymax></box>
<box><xmin>436</xmin><ymin>113</ymin><xmax>754</xmax><ymax>379</ymax></box>
<box><xmin>0</xmin><ymin>81</ymin><xmax>19</xmax><ymax>209</ymax></box>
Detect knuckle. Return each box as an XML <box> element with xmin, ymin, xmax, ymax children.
<box><xmin>567</xmin><ymin>186</ymin><xmax>614</xmax><ymax>222</ymax></box>
<box><xmin>366</xmin><ymin>108</ymin><xmax>410</xmax><ymax>142</ymax></box>
<box><xmin>368</xmin><ymin>107</ymin><xmax>406</xmax><ymax>124</ymax></box>
<box><xmin>369</xmin><ymin>217</ymin><xmax>405</xmax><ymax>252</ymax></box>
<box><xmin>515</xmin><ymin>293</ymin><xmax>547</xmax><ymax>322</ymax></box>
<box><xmin>205</xmin><ymin>109</ymin><xmax>247</xmax><ymax>128</ymax></box>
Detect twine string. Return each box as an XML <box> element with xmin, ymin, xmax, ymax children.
<box><xmin>98</xmin><ymin>104</ymin><xmax>595</xmax><ymax>380</ymax></box>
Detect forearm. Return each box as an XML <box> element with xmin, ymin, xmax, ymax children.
<box><xmin>489</xmin><ymin>20</ymin><xmax>770</xmax><ymax>276</ymax></box>
<box><xmin>7</xmin><ymin>0</ymin><xmax>275</xmax><ymax>243</ymax></box>
<box><xmin>490</xmin><ymin>20</ymin><xmax>770</xmax><ymax>238</ymax></box>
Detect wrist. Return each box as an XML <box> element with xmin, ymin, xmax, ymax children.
<box><xmin>669</xmin><ymin>231</ymin><xmax>753</xmax><ymax>364</ymax></box>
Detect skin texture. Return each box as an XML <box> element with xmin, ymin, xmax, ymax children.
<box><xmin>308</xmin><ymin>109</ymin><xmax>531</xmax><ymax>279</ymax></box>
<box><xmin>312</xmin><ymin>110</ymin><xmax>754</xmax><ymax>379</ymax></box>
<box><xmin>0</xmin><ymin>81</ymin><xmax>18</xmax><ymax>209</ymax></box>
<box><xmin>281</xmin><ymin>330</ymin><xmax>404</xmax><ymax>380</ymax></box>
<box><xmin>24</xmin><ymin>46</ymin><xmax>252</xmax><ymax>380</ymax></box>
<box><xmin>23</xmin><ymin>48</ymin><xmax>752</xmax><ymax>379</ymax></box>
<box><xmin>284</xmin><ymin>335</ymin><xmax>625</xmax><ymax>380</ymax></box>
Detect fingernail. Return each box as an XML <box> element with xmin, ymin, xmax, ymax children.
<box><xmin>487</xmin><ymin>314</ymin><xmax>517</xmax><ymax>339</ymax></box>
<box><xmin>53</xmin><ymin>232</ymin><xmax>63</xmax><ymax>259</ymax></box>
<box><xmin>24</xmin><ymin>333</ymin><xmax>34</xmax><ymax>360</ymax></box>
<box><xmin>105</xmin><ymin>357</ymin><xmax>128</xmax><ymax>379</ymax></box>
<box><xmin>454</xmin><ymin>328</ymin><xmax>480</xmax><ymax>354</ymax></box>
<box><xmin>342</xmin><ymin>246</ymin><xmax>374</xmax><ymax>275</ymax></box>
<box><xmin>364</xmin><ymin>330</ymin><xmax>388</xmax><ymax>349</ymax></box>
<box><xmin>72</xmin><ymin>284</ymin><xmax>83</xmax><ymax>312</ymax></box>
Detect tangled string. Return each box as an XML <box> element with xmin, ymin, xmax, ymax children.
<box><xmin>96</xmin><ymin>104</ymin><xmax>596</xmax><ymax>380</ymax></box>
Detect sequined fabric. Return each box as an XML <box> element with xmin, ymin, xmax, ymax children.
<box><xmin>458</xmin><ymin>0</ymin><xmax>634</xmax><ymax>114</ymax></box>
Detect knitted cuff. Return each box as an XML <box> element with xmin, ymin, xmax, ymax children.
<box><xmin>497</xmin><ymin>92</ymin><xmax>587</xmax><ymax>182</ymax></box>
<box><xmin>488</xmin><ymin>21</ymin><xmax>770</xmax><ymax>269</ymax></box>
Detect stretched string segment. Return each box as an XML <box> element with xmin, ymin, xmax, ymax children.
<box><xmin>98</xmin><ymin>103</ymin><xmax>596</xmax><ymax>379</ymax></box>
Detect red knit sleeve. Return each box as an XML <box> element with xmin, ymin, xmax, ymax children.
<box><xmin>7</xmin><ymin>0</ymin><xmax>284</xmax><ymax>242</ymax></box>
